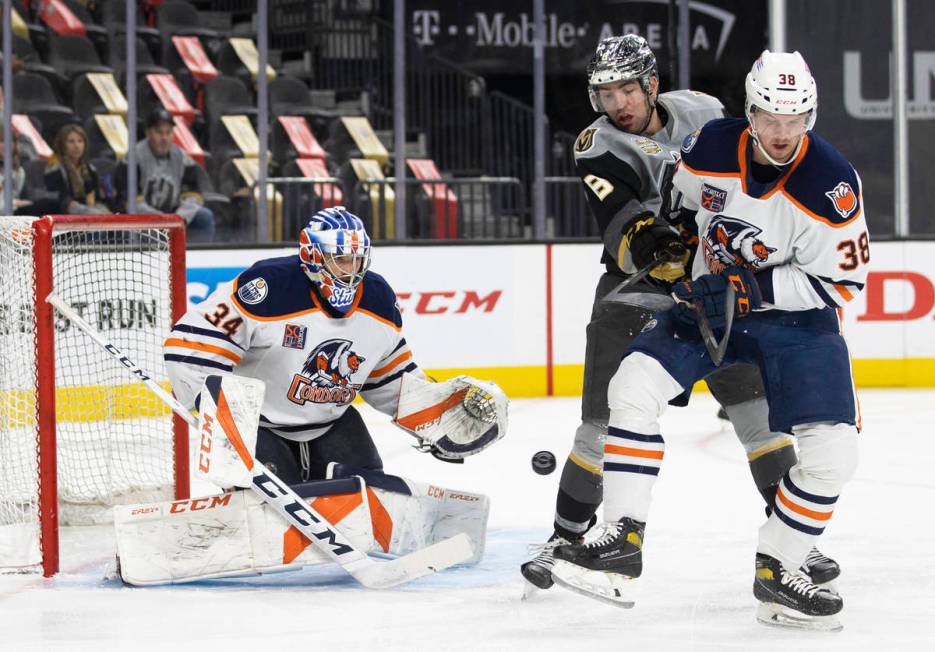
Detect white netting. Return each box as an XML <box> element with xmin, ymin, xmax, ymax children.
<box><xmin>1</xmin><ymin>217</ymin><xmax>180</xmax><ymax>572</ymax></box>
<box><xmin>0</xmin><ymin>217</ymin><xmax>41</xmax><ymax>571</ymax></box>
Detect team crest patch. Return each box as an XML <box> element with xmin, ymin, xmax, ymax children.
<box><xmin>681</xmin><ymin>130</ymin><xmax>699</xmax><ymax>153</ymax></box>
<box><xmin>282</xmin><ymin>323</ymin><xmax>307</xmax><ymax>350</ymax></box>
<box><xmin>575</xmin><ymin>128</ymin><xmax>597</xmax><ymax>154</ymax></box>
<box><xmin>635</xmin><ymin>138</ymin><xmax>662</xmax><ymax>155</ymax></box>
<box><xmin>701</xmin><ymin>184</ymin><xmax>728</xmax><ymax>212</ymax></box>
<box><xmin>825</xmin><ymin>182</ymin><xmax>858</xmax><ymax>219</ymax></box>
<box><xmin>287</xmin><ymin>338</ymin><xmax>365</xmax><ymax>407</ymax></box>
<box><xmin>237</xmin><ymin>277</ymin><xmax>268</xmax><ymax>305</ymax></box>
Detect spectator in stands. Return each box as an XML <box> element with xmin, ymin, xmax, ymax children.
<box><xmin>0</xmin><ymin>135</ymin><xmax>61</xmax><ymax>216</ymax></box>
<box><xmin>44</xmin><ymin>124</ymin><xmax>110</xmax><ymax>215</ymax></box>
<box><xmin>114</xmin><ymin>107</ymin><xmax>215</xmax><ymax>242</ymax></box>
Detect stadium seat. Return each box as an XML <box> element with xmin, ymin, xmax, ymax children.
<box><xmin>85</xmin><ymin>114</ymin><xmax>128</xmax><ymax>160</ymax></box>
<box><xmin>268</xmin><ymin>77</ymin><xmax>340</xmax><ymax>137</ymax></box>
<box><xmin>60</xmin><ymin>0</ymin><xmax>109</xmax><ymax>60</ymax></box>
<box><xmin>109</xmin><ymin>36</ymin><xmax>170</xmax><ymax>81</ymax></box>
<box><xmin>204</xmin><ymin>75</ymin><xmax>257</xmax><ymax>143</ymax></box>
<box><xmin>325</xmin><ymin>116</ymin><xmax>389</xmax><ymax>170</ymax></box>
<box><xmin>143</xmin><ymin>74</ymin><xmax>197</xmax><ymax>126</ymax></box>
<box><xmin>407</xmin><ymin>159</ymin><xmax>459</xmax><ymax>239</ymax></box>
<box><xmin>157</xmin><ymin>0</ymin><xmax>223</xmax><ymax>62</ymax></box>
<box><xmin>71</xmin><ymin>73</ymin><xmax>128</xmax><ymax>120</ymax></box>
<box><xmin>100</xmin><ymin>0</ymin><xmax>162</xmax><ymax>64</ymax></box>
<box><xmin>216</xmin><ymin>37</ymin><xmax>276</xmax><ymax>89</ymax></box>
<box><xmin>12</xmin><ymin>2</ymin><xmax>50</xmax><ymax>57</ymax></box>
<box><xmin>271</xmin><ymin>116</ymin><xmax>326</xmax><ymax>167</ymax></box>
<box><xmin>11</xmin><ymin>114</ymin><xmax>53</xmax><ymax>160</ymax></box>
<box><xmin>166</xmin><ymin>35</ymin><xmax>219</xmax><ymax>108</ymax></box>
<box><xmin>11</xmin><ymin>34</ymin><xmax>60</xmax><ymax>96</ymax></box>
<box><xmin>338</xmin><ymin>158</ymin><xmax>395</xmax><ymax>239</ymax></box>
<box><xmin>10</xmin><ymin>72</ymin><xmax>78</xmax><ymax>143</ymax></box>
<box><xmin>47</xmin><ymin>34</ymin><xmax>113</xmax><ymax>88</ymax></box>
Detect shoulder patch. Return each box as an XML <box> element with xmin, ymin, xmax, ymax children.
<box><xmin>237</xmin><ymin>277</ymin><xmax>269</xmax><ymax>305</ymax></box>
<box><xmin>634</xmin><ymin>138</ymin><xmax>663</xmax><ymax>155</ymax></box>
<box><xmin>824</xmin><ymin>181</ymin><xmax>859</xmax><ymax>219</ymax></box>
<box><xmin>681</xmin><ymin>129</ymin><xmax>700</xmax><ymax>153</ymax></box>
<box><xmin>575</xmin><ymin>128</ymin><xmax>597</xmax><ymax>154</ymax></box>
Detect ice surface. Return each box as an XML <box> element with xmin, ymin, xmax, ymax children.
<box><xmin>2</xmin><ymin>390</ymin><xmax>933</xmax><ymax>651</ymax></box>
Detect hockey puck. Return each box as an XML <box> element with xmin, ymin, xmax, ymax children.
<box><xmin>531</xmin><ymin>450</ymin><xmax>557</xmax><ymax>475</ymax></box>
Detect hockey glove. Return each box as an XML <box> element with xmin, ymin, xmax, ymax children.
<box><xmin>672</xmin><ymin>266</ymin><xmax>762</xmax><ymax>329</ymax></box>
<box><xmin>620</xmin><ymin>214</ymin><xmax>691</xmax><ymax>282</ymax></box>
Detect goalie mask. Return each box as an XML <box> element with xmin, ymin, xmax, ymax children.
<box><xmin>587</xmin><ymin>35</ymin><xmax>658</xmax><ymax>114</ymax></box>
<box><xmin>745</xmin><ymin>50</ymin><xmax>817</xmax><ymax>166</ymax></box>
<box><xmin>299</xmin><ymin>207</ymin><xmax>372</xmax><ymax>313</ymax></box>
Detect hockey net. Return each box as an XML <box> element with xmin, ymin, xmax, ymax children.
<box><xmin>0</xmin><ymin>215</ymin><xmax>188</xmax><ymax>576</ymax></box>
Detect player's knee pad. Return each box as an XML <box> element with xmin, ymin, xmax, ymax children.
<box><xmin>607</xmin><ymin>352</ymin><xmax>683</xmax><ymax>432</ymax></box>
<box><xmin>748</xmin><ymin>437</ymin><xmax>797</xmax><ymax>495</ymax></box>
<box><xmin>791</xmin><ymin>422</ymin><xmax>859</xmax><ymax>490</ymax></box>
<box><xmin>724</xmin><ymin>397</ymin><xmax>781</xmax><ymax>453</ymax></box>
<box><xmin>569</xmin><ymin>420</ymin><xmax>606</xmax><ymax>471</ymax></box>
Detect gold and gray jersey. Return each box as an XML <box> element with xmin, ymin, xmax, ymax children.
<box><xmin>573</xmin><ymin>89</ymin><xmax>725</xmax><ymax>273</ymax></box>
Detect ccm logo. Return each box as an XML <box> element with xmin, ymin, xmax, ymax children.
<box><xmin>858</xmin><ymin>271</ymin><xmax>935</xmax><ymax>321</ymax></box>
<box><xmin>129</xmin><ymin>507</ymin><xmax>159</xmax><ymax>516</ymax></box>
<box><xmin>169</xmin><ymin>493</ymin><xmax>233</xmax><ymax>514</ymax></box>
<box><xmin>396</xmin><ymin>290</ymin><xmax>502</xmax><ymax>315</ymax></box>
<box><xmin>198</xmin><ymin>413</ymin><xmax>214</xmax><ymax>474</ymax></box>
<box><xmin>447</xmin><ymin>493</ymin><xmax>480</xmax><ymax>502</ymax></box>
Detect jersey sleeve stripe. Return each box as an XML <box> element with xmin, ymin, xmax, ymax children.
<box><xmin>171</xmin><ymin>323</ymin><xmax>245</xmax><ymax>350</ymax></box>
<box><xmin>678</xmin><ymin>161</ymin><xmax>740</xmax><ymax>179</ymax></box>
<box><xmin>370</xmin><ymin>350</ymin><xmax>412</xmax><ymax>377</ymax></box>
<box><xmin>362</xmin><ymin>362</ymin><xmax>418</xmax><ymax>391</ymax></box>
<box><xmin>355</xmin><ymin>307</ymin><xmax>402</xmax><ymax>331</ymax></box>
<box><xmin>231</xmin><ymin>291</ymin><xmax>320</xmax><ymax>322</ymax></box>
<box><xmin>806</xmin><ymin>274</ymin><xmax>839</xmax><ymax>308</ymax></box>
<box><xmin>833</xmin><ymin>284</ymin><xmax>855</xmax><ymax>302</ymax></box>
<box><xmin>164</xmin><ymin>354</ymin><xmax>233</xmax><ymax>372</ymax></box>
<box><xmin>164</xmin><ymin>338</ymin><xmax>242</xmax><ymax>364</ymax></box>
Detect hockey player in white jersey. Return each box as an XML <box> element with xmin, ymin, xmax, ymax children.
<box><xmin>521</xmin><ymin>35</ymin><xmax>838</xmax><ymax>595</ymax></box>
<box><xmin>142</xmin><ymin>207</ymin><xmax>507</xmax><ymax>584</ymax></box>
<box><xmin>551</xmin><ymin>51</ymin><xmax>867</xmax><ymax>631</ymax></box>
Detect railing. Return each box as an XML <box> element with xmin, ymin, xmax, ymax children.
<box><xmin>252</xmin><ymin>176</ymin><xmax>527</xmax><ymax>241</ymax></box>
<box><xmin>545</xmin><ymin>177</ymin><xmax>596</xmax><ymax>238</ymax></box>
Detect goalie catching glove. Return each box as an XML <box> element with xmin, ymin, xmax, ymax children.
<box><xmin>394</xmin><ymin>373</ymin><xmax>508</xmax><ymax>461</ymax></box>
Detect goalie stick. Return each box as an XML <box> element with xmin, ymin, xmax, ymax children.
<box><xmin>46</xmin><ymin>293</ymin><xmax>474</xmax><ymax>589</ymax></box>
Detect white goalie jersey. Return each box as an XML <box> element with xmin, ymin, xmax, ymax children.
<box><xmin>674</xmin><ymin>118</ymin><xmax>869</xmax><ymax>311</ymax></box>
<box><xmin>164</xmin><ymin>255</ymin><xmax>424</xmax><ymax>441</ymax></box>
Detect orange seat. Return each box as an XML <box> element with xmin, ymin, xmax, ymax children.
<box><xmin>38</xmin><ymin>0</ymin><xmax>87</xmax><ymax>37</ymax></box>
<box><xmin>278</xmin><ymin>116</ymin><xmax>325</xmax><ymax>160</ymax></box>
<box><xmin>172</xmin><ymin>120</ymin><xmax>206</xmax><ymax>167</ymax></box>
<box><xmin>172</xmin><ymin>35</ymin><xmax>218</xmax><ymax>84</ymax></box>
<box><xmin>408</xmin><ymin>159</ymin><xmax>459</xmax><ymax>239</ymax></box>
<box><xmin>12</xmin><ymin>114</ymin><xmax>53</xmax><ymax>160</ymax></box>
<box><xmin>295</xmin><ymin>158</ymin><xmax>342</xmax><ymax>208</ymax></box>
<box><xmin>146</xmin><ymin>74</ymin><xmax>197</xmax><ymax>126</ymax></box>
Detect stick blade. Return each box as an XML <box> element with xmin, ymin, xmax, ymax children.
<box><xmin>353</xmin><ymin>533</ymin><xmax>475</xmax><ymax>589</ymax></box>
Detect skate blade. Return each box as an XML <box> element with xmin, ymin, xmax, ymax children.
<box><xmin>551</xmin><ymin>560</ymin><xmax>636</xmax><ymax>609</ymax></box>
<box><xmin>521</xmin><ymin>579</ymin><xmax>543</xmax><ymax>601</ymax></box>
<box><xmin>756</xmin><ymin>602</ymin><xmax>842</xmax><ymax>632</ymax></box>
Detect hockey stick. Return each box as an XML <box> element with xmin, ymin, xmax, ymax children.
<box><xmin>602</xmin><ymin>243</ymin><xmax>686</xmax><ymax>311</ymax></box>
<box><xmin>46</xmin><ymin>293</ymin><xmax>474</xmax><ymax>589</ymax></box>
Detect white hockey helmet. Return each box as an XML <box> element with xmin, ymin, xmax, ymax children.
<box><xmin>587</xmin><ymin>35</ymin><xmax>658</xmax><ymax>113</ymax></box>
<box><xmin>744</xmin><ymin>50</ymin><xmax>817</xmax><ymax>130</ymax></box>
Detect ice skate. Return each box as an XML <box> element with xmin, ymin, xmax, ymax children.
<box><xmin>754</xmin><ymin>553</ymin><xmax>843</xmax><ymax>632</ymax></box>
<box><xmin>549</xmin><ymin>518</ymin><xmax>643</xmax><ymax>608</ymax></box>
<box><xmin>520</xmin><ymin>534</ymin><xmax>571</xmax><ymax>597</ymax></box>
<box><xmin>801</xmin><ymin>547</ymin><xmax>840</xmax><ymax>588</ymax></box>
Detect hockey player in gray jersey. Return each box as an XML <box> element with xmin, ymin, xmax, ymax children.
<box><xmin>520</xmin><ymin>35</ymin><xmax>838</xmax><ymax>593</ymax></box>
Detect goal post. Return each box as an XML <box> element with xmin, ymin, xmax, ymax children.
<box><xmin>0</xmin><ymin>214</ymin><xmax>189</xmax><ymax>576</ymax></box>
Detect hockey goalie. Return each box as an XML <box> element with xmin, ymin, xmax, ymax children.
<box><xmin>115</xmin><ymin>207</ymin><xmax>508</xmax><ymax>586</ymax></box>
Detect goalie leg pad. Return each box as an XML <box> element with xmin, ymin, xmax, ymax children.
<box><xmin>330</xmin><ymin>464</ymin><xmax>490</xmax><ymax>564</ymax></box>
<box><xmin>114</xmin><ymin>479</ymin><xmax>377</xmax><ymax>586</ymax></box>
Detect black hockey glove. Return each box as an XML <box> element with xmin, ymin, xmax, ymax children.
<box><xmin>620</xmin><ymin>214</ymin><xmax>691</xmax><ymax>282</ymax></box>
<box><xmin>672</xmin><ymin>266</ymin><xmax>762</xmax><ymax>329</ymax></box>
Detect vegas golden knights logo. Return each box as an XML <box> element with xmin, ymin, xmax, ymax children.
<box><xmin>575</xmin><ymin>128</ymin><xmax>597</xmax><ymax>154</ymax></box>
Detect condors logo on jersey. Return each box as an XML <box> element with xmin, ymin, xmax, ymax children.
<box><xmin>287</xmin><ymin>338</ymin><xmax>365</xmax><ymax>407</ymax></box>
<box><xmin>702</xmin><ymin>215</ymin><xmax>777</xmax><ymax>273</ymax></box>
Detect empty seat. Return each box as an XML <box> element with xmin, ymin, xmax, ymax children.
<box><xmin>100</xmin><ymin>0</ymin><xmax>162</xmax><ymax>63</ymax></box>
<box><xmin>216</xmin><ymin>37</ymin><xmax>276</xmax><ymax>89</ymax></box>
<box><xmin>10</xmin><ymin>72</ymin><xmax>78</xmax><ymax>143</ymax></box>
<box><xmin>61</xmin><ymin>0</ymin><xmax>109</xmax><ymax>60</ymax></box>
<box><xmin>204</xmin><ymin>75</ymin><xmax>257</xmax><ymax>140</ymax></box>
<box><xmin>271</xmin><ymin>116</ymin><xmax>326</xmax><ymax>166</ymax></box>
<box><xmin>11</xmin><ymin>34</ymin><xmax>60</xmax><ymax>95</ymax></box>
<box><xmin>71</xmin><ymin>73</ymin><xmax>128</xmax><ymax>120</ymax></box>
<box><xmin>47</xmin><ymin>34</ymin><xmax>113</xmax><ymax>87</ymax></box>
<box><xmin>269</xmin><ymin>76</ymin><xmax>340</xmax><ymax>137</ymax></box>
<box><xmin>157</xmin><ymin>0</ymin><xmax>223</xmax><ymax>61</ymax></box>
<box><xmin>109</xmin><ymin>35</ymin><xmax>170</xmax><ymax>80</ymax></box>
